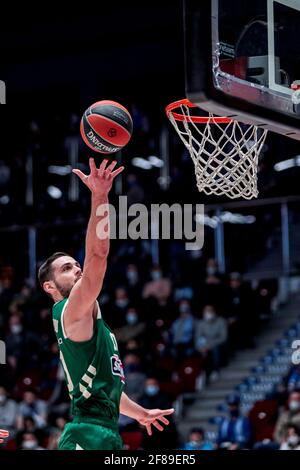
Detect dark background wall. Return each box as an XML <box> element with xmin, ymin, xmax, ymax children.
<box><xmin>0</xmin><ymin>2</ymin><xmax>184</xmax><ymax>111</ymax></box>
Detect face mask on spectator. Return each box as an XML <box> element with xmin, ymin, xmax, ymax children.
<box><xmin>127</xmin><ymin>270</ymin><xmax>138</xmax><ymax>284</ymax></box>
<box><xmin>0</xmin><ymin>394</ymin><xmax>6</xmax><ymax>404</ymax></box>
<box><xmin>11</xmin><ymin>324</ymin><xmax>22</xmax><ymax>334</ymax></box>
<box><xmin>289</xmin><ymin>400</ymin><xmax>300</xmax><ymax>411</ymax></box>
<box><xmin>179</xmin><ymin>303</ymin><xmax>190</xmax><ymax>314</ymax></box>
<box><xmin>145</xmin><ymin>385</ymin><xmax>159</xmax><ymax>396</ymax></box>
<box><xmin>22</xmin><ymin>439</ymin><xmax>38</xmax><ymax>450</ymax></box>
<box><xmin>151</xmin><ymin>270</ymin><xmax>162</xmax><ymax>281</ymax></box>
<box><xmin>287</xmin><ymin>435</ymin><xmax>300</xmax><ymax>446</ymax></box>
<box><xmin>203</xmin><ymin>310</ymin><xmax>216</xmax><ymax>322</ymax></box>
<box><xmin>206</xmin><ymin>266</ymin><xmax>216</xmax><ymax>275</ymax></box>
<box><xmin>115</xmin><ymin>299</ymin><xmax>128</xmax><ymax>309</ymax></box>
<box><xmin>188</xmin><ymin>440</ymin><xmax>200</xmax><ymax>449</ymax></box>
<box><xmin>126</xmin><ymin>313</ymin><xmax>138</xmax><ymax>325</ymax></box>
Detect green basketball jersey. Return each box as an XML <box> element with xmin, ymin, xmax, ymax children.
<box><xmin>52</xmin><ymin>298</ymin><xmax>125</xmax><ymax>430</ymax></box>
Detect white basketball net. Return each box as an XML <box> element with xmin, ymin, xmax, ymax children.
<box><xmin>167</xmin><ymin>103</ymin><xmax>268</xmax><ymax>199</ymax></box>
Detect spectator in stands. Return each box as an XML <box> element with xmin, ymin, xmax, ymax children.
<box><xmin>217</xmin><ymin>394</ymin><xmax>252</xmax><ymax>449</ymax></box>
<box><xmin>47</xmin><ymin>363</ymin><xmax>70</xmax><ymax>418</ymax></box>
<box><xmin>181</xmin><ymin>427</ymin><xmax>214</xmax><ymax>450</ymax></box>
<box><xmin>198</xmin><ymin>273</ymin><xmax>225</xmax><ymax>314</ymax></box>
<box><xmin>287</xmin><ymin>365</ymin><xmax>300</xmax><ymax>392</ymax></box>
<box><xmin>0</xmin><ymin>386</ymin><xmax>18</xmax><ymax>435</ymax></box>
<box><xmin>47</xmin><ymin>416</ymin><xmax>68</xmax><ymax>450</ymax></box>
<box><xmin>272</xmin><ymin>380</ymin><xmax>289</xmax><ymax>410</ymax></box>
<box><xmin>274</xmin><ymin>390</ymin><xmax>300</xmax><ymax>444</ymax></box>
<box><xmin>0</xmin><ymin>279</ymin><xmax>13</xmax><ymax>332</ymax></box>
<box><xmin>19</xmin><ymin>431</ymin><xmax>45</xmax><ymax>450</ymax></box>
<box><xmin>125</xmin><ymin>263</ymin><xmax>143</xmax><ymax>299</ymax></box>
<box><xmin>142</xmin><ymin>266</ymin><xmax>174</xmax><ymax>330</ymax></box>
<box><xmin>15</xmin><ymin>415</ymin><xmax>47</xmax><ymax>450</ymax></box>
<box><xmin>169</xmin><ymin>300</ymin><xmax>195</xmax><ymax>359</ymax></box>
<box><xmin>16</xmin><ymin>390</ymin><xmax>47</xmax><ymax>430</ymax></box>
<box><xmin>47</xmin><ymin>429</ymin><xmax>61</xmax><ymax>450</ymax></box>
<box><xmin>194</xmin><ymin>305</ymin><xmax>228</xmax><ymax>382</ymax></box>
<box><xmin>6</xmin><ymin>313</ymin><xmax>42</xmax><ymax>372</ymax></box>
<box><xmin>205</xmin><ymin>258</ymin><xmax>221</xmax><ymax>277</ymax></box>
<box><xmin>54</xmin><ymin>416</ymin><xmax>67</xmax><ymax>432</ymax></box>
<box><xmin>6</xmin><ymin>315</ymin><xmax>25</xmax><ymax>370</ymax></box>
<box><xmin>123</xmin><ymin>354</ymin><xmax>147</xmax><ymax>402</ymax></box>
<box><xmin>0</xmin><ymin>160</ymin><xmax>11</xmax><ymax>196</ymax></box>
<box><xmin>254</xmin><ymin>281</ymin><xmax>275</xmax><ymax>326</ymax></box>
<box><xmin>21</xmin><ymin>416</ymin><xmax>38</xmax><ymax>433</ymax></box>
<box><xmin>225</xmin><ymin>272</ymin><xmax>257</xmax><ymax>349</ymax></box>
<box><xmin>139</xmin><ymin>377</ymin><xmax>178</xmax><ymax>449</ymax></box>
<box><xmin>114</xmin><ymin>307</ymin><xmax>146</xmax><ymax>351</ymax></box>
<box><xmin>280</xmin><ymin>423</ymin><xmax>300</xmax><ymax>450</ymax></box>
<box><xmin>109</xmin><ymin>286</ymin><xmax>130</xmax><ymax>328</ymax></box>
<box><xmin>142</xmin><ymin>265</ymin><xmax>172</xmax><ymax>302</ymax></box>
<box><xmin>12</xmin><ymin>282</ymin><xmax>35</xmax><ymax>326</ymax></box>
<box><xmin>140</xmin><ymin>378</ymin><xmax>171</xmax><ymax>411</ymax></box>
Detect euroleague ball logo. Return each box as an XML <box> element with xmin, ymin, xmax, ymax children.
<box><xmin>108</xmin><ymin>128</ymin><xmax>117</xmax><ymax>138</ymax></box>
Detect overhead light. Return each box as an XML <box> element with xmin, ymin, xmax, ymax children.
<box><xmin>131</xmin><ymin>156</ymin><xmax>164</xmax><ymax>170</ymax></box>
<box><xmin>195</xmin><ymin>211</ymin><xmax>256</xmax><ymax>228</ymax></box>
<box><xmin>48</xmin><ymin>165</ymin><xmax>72</xmax><ymax>176</ymax></box>
<box><xmin>221</xmin><ymin>211</ymin><xmax>256</xmax><ymax>224</ymax></box>
<box><xmin>0</xmin><ymin>195</ymin><xmax>9</xmax><ymax>205</ymax></box>
<box><xmin>148</xmin><ymin>156</ymin><xmax>164</xmax><ymax>168</ymax></box>
<box><xmin>195</xmin><ymin>214</ymin><xmax>219</xmax><ymax>229</ymax></box>
<box><xmin>274</xmin><ymin>156</ymin><xmax>300</xmax><ymax>172</ymax></box>
<box><xmin>47</xmin><ymin>186</ymin><xmax>62</xmax><ymax>199</ymax></box>
<box><xmin>131</xmin><ymin>158</ymin><xmax>152</xmax><ymax>170</ymax></box>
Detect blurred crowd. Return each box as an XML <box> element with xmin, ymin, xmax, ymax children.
<box><xmin>0</xmin><ymin>106</ymin><xmax>299</xmax><ymax>451</ymax></box>
<box><xmin>0</xmin><ymin>250</ymin><xmax>281</xmax><ymax>450</ymax></box>
<box><xmin>180</xmin><ymin>384</ymin><xmax>300</xmax><ymax>451</ymax></box>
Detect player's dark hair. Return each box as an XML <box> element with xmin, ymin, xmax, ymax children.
<box><xmin>190</xmin><ymin>427</ymin><xmax>204</xmax><ymax>436</ymax></box>
<box><xmin>286</xmin><ymin>422</ymin><xmax>300</xmax><ymax>436</ymax></box>
<box><xmin>38</xmin><ymin>252</ymin><xmax>69</xmax><ymax>288</ymax></box>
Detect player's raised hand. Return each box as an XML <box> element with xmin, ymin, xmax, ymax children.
<box><xmin>0</xmin><ymin>429</ymin><xmax>9</xmax><ymax>444</ymax></box>
<box><xmin>72</xmin><ymin>158</ymin><xmax>124</xmax><ymax>196</ymax></box>
<box><xmin>138</xmin><ymin>408</ymin><xmax>175</xmax><ymax>436</ymax></box>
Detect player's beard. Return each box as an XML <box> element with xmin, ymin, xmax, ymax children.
<box><xmin>54</xmin><ymin>281</ymin><xmax>73</xmax><ymax>299</ymax></box>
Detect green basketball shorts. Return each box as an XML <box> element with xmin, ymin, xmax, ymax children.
<box><xmin>58</xmin><ymin>421</ymin><xmax>123</xmax><ymax>450</ymax></box>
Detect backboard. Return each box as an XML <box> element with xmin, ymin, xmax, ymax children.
<box><xmin>184</xmin><ymin>0</ymin><xmax>300</xmax><ymax>139</ymax></box>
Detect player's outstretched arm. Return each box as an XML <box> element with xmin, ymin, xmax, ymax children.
<box><xmin>65</xmin><ymin>158</ymin><xmax>124</xmax><ymax>329</ymax></box>
<box><xmin>120</xmin><ymin>392</ymin><xmax>174</xmax><ymax>436</ymax></box>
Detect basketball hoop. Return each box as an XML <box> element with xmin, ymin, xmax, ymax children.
<box><xmin>165</xmin><ymin>99</ymin><xmax>268</xmax><ymax>199</ymax></box>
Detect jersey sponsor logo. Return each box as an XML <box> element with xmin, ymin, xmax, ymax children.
<box><xmin>111</xmin><ymin>354</ymin><xmax>125</xmax><ymax>384</ymax></box>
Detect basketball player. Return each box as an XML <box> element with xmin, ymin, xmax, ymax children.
<box><xmin>38</xmin><ymin>158</ymin><xmax>174</xmax><ymax>450</ymax></box>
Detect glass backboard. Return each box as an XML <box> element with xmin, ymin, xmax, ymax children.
<box><xmin>184</xmin><ymin>0</ymin><xmax>300</xmax><ymax>139</ymax></box>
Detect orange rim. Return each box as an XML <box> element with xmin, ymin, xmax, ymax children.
<box><xmin>165</xmin><ymin>98</ymin><xmax>232</xmax><ymax>124</ymax></box>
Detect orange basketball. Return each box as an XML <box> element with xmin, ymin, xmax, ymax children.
<box><xmin>80</xmin><ymin>100</ymin><xmax>133</xmax><ymax>154</ymax></box>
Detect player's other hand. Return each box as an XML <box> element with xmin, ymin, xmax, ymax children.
<box><xmin>72</xmin><ymin>158</ymin><xmax>124</xmax><ymax>197</ymax></box>
<box><xmin>138</xmin><ymin>408</ymin><xmax>175</xmax><ymax>436</ymax></box>
<box><xmin>0</xmin><ymin>429</ymin><xmax>9</xmax><ymax>444</ymax></box>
